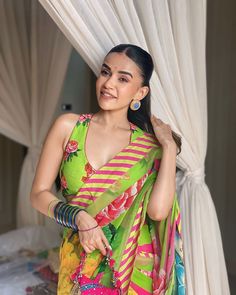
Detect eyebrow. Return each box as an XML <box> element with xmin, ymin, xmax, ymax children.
<box><xmin>102</xmin><ymin>63</ymin><xmax>133</xmax><ymax>78</ymax></box>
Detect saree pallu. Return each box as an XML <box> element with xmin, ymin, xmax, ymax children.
<box><xmin>58</xmin><ymin>114</ymin><xmax>185</xmax><ymax>295</ymax></box>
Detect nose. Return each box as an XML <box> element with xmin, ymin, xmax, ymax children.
<box><xmin>103</xmin><ymin>75</ymin><xmax>115</xmax><ymax>89</ymax></box>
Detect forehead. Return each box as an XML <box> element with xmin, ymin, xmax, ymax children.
<box><xmin>103</xmin><ymin>52</ymin><xmax>142</xmax><ymax>76</ymax></box>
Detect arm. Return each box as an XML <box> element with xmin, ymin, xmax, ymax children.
<box><xmin>147</xmin><ymin>114</ymin><xmax>178</xmax><ymax>221</ymax></box>
<box><xmin>30</xmin><ymin>113</ymin><xmax>110</xmax><ymax>255</ymax></box>
<box><xmin>147</xmin><ymin>141</ymin><xmax>177</xmax><ymax>220</ymax></box>
<box><xmin>30</xmin><ymin>113</ymin><xmax>80</xmax><ymax>217</ymax></box>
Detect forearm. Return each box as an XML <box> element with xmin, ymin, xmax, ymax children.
<box><xmin>147</xmin><ymin>142</ymin><xmax>177</xmax><ymax>220</ymax></box>
<box><xmin>30</xmin><ymin>189</ymin><xmax>59</xmax><ymax>218</ymax></box>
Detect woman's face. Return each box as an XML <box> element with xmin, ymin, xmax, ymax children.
<box><xmin>96</xmin><ymin>52</ymin><xmax>149</xmax><ymax>112</ymax></box>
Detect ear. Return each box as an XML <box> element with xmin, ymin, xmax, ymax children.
<box><xmin>137</xmin><ymin>86</ymin><xmax>149</xmax><ymax>101</ymax></box>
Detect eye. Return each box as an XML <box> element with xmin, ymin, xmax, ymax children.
<box><xmin>119</xmin><ymin>77</ymin><xmax>128</xmax><ymax>83</ymax></box>
<box><xmin>101</xmin><ymin>69</ymin><xmax>109</xmax><ymax>76</ymax></box>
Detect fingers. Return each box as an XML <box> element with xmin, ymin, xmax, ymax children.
<box><xmin>80</xmin><ymin>237</ymin><xmax>96</xmax><ymax>254</ymax></box>
<box><xmin>79</xmin><ymin>227</ymin><xmax>111</xmax><ymax>256</ymax></box>
<box><xmin>93</xmin><ymin>229</ymin><xmax>109</xmax><ymax>255</ymax></box>
<box><xmin>95</xmin><ymin>239</ymin><xmax>107</xmax><ymax>256</ymax></box>
<box><xmin>151</xmin><ymin>114</ymin><xmax>163</xmax><ymax>124</ymax></box>
<box><xmin>100</xmin><ymin>230</ymin><xmax>110</xmax><ymax>248</ymax></box>
<box><xmin>83</xmin><ymin>244</ymin><xmax>94</xmax><ymax>254</ymax></box>
<box><xmin>87</xmin><ymin>243</ymin><xmax>96</xmax><ymax>252</ymax></box>
<box><xmin>100</xmin><ymin>231</ymin><xmax>112</xmax><ymax>252</ymax></box>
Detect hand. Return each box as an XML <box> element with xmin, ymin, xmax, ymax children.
<box><xmin>76</xmin><ymin>210</ymin><xmax>110</xmax><ymax>255</ymax></box>
<box><xmin>150</xmin><ymin>114</ymin><xmax>176</xmax><ymax>150</ymax></box>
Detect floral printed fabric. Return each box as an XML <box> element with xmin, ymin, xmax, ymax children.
<box><xmin>59</xmin><ymin>113</ymin><xmax>137</xmax><ymax>200</ymax></box>
<box><xmin>57</xmin><ymin>113</ymin><xmax>185</xmax><ymax>295</ymax></box>
<box><xmin>63</xmin><ymin>140</ymin><xmax>80</xmax><ymax>161</ymax></box>
<box><xmin>95</xmin><ymin>172</ymin><xmax>148</xmax><ymax>227</ymax></box>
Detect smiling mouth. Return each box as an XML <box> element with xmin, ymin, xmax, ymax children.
<box><xmin>100</xmin><ymin>91</ymin><xmax>117</xmax><ymax>98</ymax></box>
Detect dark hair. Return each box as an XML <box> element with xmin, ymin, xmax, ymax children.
<box><xmin>106</xmin><ymin>44</ymin><xmax>181</xmax><ymax>154</ymax></box>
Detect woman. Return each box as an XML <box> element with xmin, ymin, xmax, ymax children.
<box><xmin>30</xmin><ymin>44</ymin><xmax>185</xmax><ymax>294</ymax></box>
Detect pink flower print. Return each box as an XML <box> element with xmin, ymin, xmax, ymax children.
<box><xmin>107</xmin><ymin>203</ymin><xmax>125</xmax><ymax>219</ymax></box>
<box><xmin>123</xmin><ymin>175</ymin><xmax>147</xmax><ymax>209</ymax></box>
<box><xmin>96</xmin><ymin>207</ymin><xmax>112</xmax><ymax>226</ymax></box>
<box><xmin>130</xmin><ymin>122</ymin><xmax>137</xmax><ymax>132</ymax></box>
<box><xmin>124</xmin><ymin>194</ymin><xmax>136</xmax><ymax>209</ymax></box>
<box><xmin>81</xmin><ymin>162</ymin><xmax>96</xmax><ymax>182</ymax></box>
<box><xmin>112</xmin><ymin>192</ymin><xmax>127</xmax><ymax>209</ymax></box>
<box><xmin>78</xmin><ymin>113</ymin><xmax>92</xmax><ymax>124</ymax></box>
<box><xmin>63</xmin><ymin>140</ymin><xmax>80</xmax><ymax>161</ymax></box>
<box><xmin>95</xmin><ymin>173</ymin><xmax>149</xmax><ymax>226</ymax></box>
<box><xmin>84</xmin><ymin>162</ymin><xmax>94</xmax><ymax>175</ymax></box>
<box><xmin>66</xmin><ymin>140</ymin><xmax>78</xmax><ymax>153</ymax></box>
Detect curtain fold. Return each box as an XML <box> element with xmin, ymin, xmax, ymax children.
<box><xmin>0</xmin><ymin>0</ymin><xmax>72</xmax><ymax>226</ymax></box>
<box><xmin>37</xmin><ymin>1</ymin><xmax>230</xmax><ymax>294</ymax></box>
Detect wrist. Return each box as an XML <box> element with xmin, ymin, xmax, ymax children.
<box><xmin>76</xmin><ymin>211</ymin><xmax>98</xmax><ymax>231</ymax></box>
<box><xmin>53</xmin><ymin>202</ymin><xmax>87</xmax><ymax>231</ymax></box>
<box><xmin>162</xmin><ymin>140</ymin><xmax>177</xmax><ymax>151</ymax></box>
<box><xmin>48</xmin><ymin>199</ymin><xmax>60</xmax><ymax>218</ymax></box>
<box><xmin>75</xmin><ymin>209</ymin><xmax>87</xmax><ymax>227</ymax></box>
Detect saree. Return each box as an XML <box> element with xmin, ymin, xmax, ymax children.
<box><xmin>58</xmin><ymin>113</ymin><xmax>185</xmax><ymax>294</ymax></box>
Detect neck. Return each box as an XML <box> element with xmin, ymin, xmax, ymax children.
<box><xmin>92</xmin><ymin>109</ymin><xmax>130</xmax><ymax>130</ymax></box>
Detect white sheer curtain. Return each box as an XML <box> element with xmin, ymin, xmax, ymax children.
<box><xmin>0</xmin><ymin>0</ymin><xmax>72</xmax><ymax>226</ymax></box>
<box><xmin>37</xmin><ymin>1</ymin><xmax>230</xmax><ymax>294</ymax></box>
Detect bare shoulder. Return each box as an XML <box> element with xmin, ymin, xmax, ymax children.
<box><xmin>51</xmin><ymin>113</ymin><xmax>81</xmax><ymax>150</ymax></box>
<box><xmin>42</xmin><ymin>113</ymin><xmax>80</xmax><ymax>152</ymax></box>
<box><xmin>53</xmin><ymin>112</ymin><xmax>80</xmax><ymax>130</ymax></box>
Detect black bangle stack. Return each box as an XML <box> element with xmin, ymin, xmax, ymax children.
<box><xmin>53</xmin><ymin>201</ymin><xmax>86</xmax><ymax>231</ymax></box>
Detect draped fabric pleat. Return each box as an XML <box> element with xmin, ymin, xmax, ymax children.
<box><xmin>0</xmin><ymin>0</ymin><xmax>72</xmax><ymax>226</ymax></box>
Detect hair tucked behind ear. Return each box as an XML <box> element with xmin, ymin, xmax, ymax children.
<box><xmin>106</xmin><ymin>44</ymin><xmax>182</xmax><ymax>155</ymax></box>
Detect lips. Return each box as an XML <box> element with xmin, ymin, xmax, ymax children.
<box><xmin>100</xmin><ymin>90</ymin><xmax>116</xmax><ymax>98</ymax></box>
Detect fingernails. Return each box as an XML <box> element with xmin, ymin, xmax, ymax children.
<box><xmin>109</xmin><ymin>245</ymin><xmax>112</xmax><ymax>250</ymax></box>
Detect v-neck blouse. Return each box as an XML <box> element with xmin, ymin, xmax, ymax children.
<box><xmin>84</xmin><ymin>113</ymin><xmax>137</xmax><ymax>172</ymax></box>
<box><xmin>59</xmin><ymin>113</ymin><xmax>141</xmax><ymax>199</ymax></box>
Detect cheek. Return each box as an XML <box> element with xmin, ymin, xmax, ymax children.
<box><xmin>96</xmin><ymin>76</ymin><xmax>107</xmax><ymax>91</ymax></box>
<box><xmin>120</xmin><ymin>86</ymin><xmax>137</xmax><ymax>99</ymax></box>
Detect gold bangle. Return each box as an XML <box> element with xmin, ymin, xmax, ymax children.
<box><xmin>48</xmin><ymin>199</ymin><xmax>60</xmax><ymax>218</ymax></box>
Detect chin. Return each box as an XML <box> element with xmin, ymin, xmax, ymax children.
<box><xmin>97</xmin><ymin>103</ymin><xmax>115</xmax><ymax>111</ymax></box>
<box><xmin>97</xmin><ymin>96</ymin><xmax>128</xmax><ymax>112</ymax></box>
<box><xmin>97</xmin><ymin>99</ymin><xmax>115</xmax><ymax>110</ymax></box>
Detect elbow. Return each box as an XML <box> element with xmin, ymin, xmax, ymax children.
<box><xmin>147</xmin><ymin>207</ymin><xmax>170</xmax><ymax>221</ymax></box>
<box><xmin>148</xmin><ymin>212</ymin><xmax>169</xmax><ymax>221</ymax></box>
